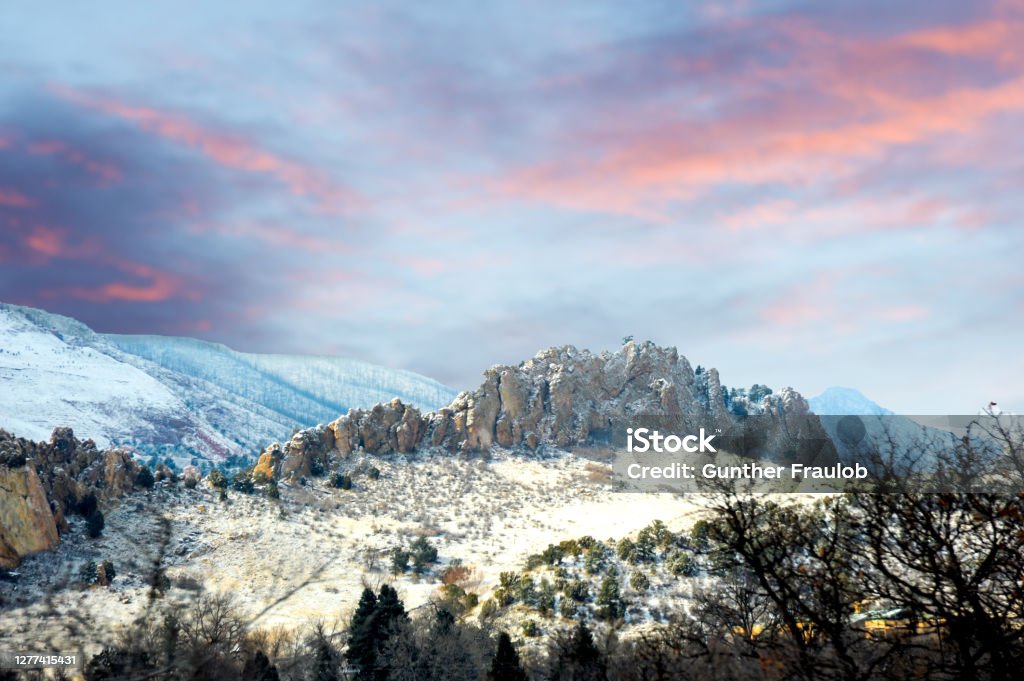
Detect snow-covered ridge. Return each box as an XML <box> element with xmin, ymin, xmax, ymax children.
<box><xmin>106</xmin><ymin>334</ymin><xmax>457</xmax><ymax>428</ymax></box>
<box><xmin>0</xmin><ymin>303</ymin><xmax>457</xmax><ymax>460</ymax></box>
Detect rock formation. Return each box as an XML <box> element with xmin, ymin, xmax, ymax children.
<box><xmin>267</xmin><ymin>342</ymin><xmax>837</xmax><ymax>476</ymax></box>
<box><xmin>0</xmin><ymin>461</ymin><xmax>59</xmax><ymax>568</ymax></box>
<box><xmin>0</xmin><ymin>427</ymin><xmax>143</xmax><ymax>567</ymax></box>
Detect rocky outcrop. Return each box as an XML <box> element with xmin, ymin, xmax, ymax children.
<box><xmin>0</xmin><ymin>462</ymin><xmax>59</xmax><ymax>568</ymax></box>
<box><xmin>279</xmin><ymin>426</ymin><xmax>333</xmax><ymax>480</ymax></box>
<box><xmin>267</xmin><ymin>342</ymin><xmax>837</xmax><ymax>469</ymax></box>
<box><xmin>0</xmin><ymin>427</ymin><xmax>143</xmax><ymax>567</ymax></box>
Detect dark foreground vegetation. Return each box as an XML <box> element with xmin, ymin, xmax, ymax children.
<box><xmin>3</xmin><ymin>415</ymin><xmax>1024</xmax><ymax>680</ymax></box>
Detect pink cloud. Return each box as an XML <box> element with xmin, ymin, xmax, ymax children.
<box><xmin>26</xmin><ymin>138</ymin><xmax>122</xmax><ymax>184</ymax></box>
<box><xmin>51</xmin><ymin>85</ymin><xmax>362</xmax><ymax>213</ymax></box>
<box><xmin>716</xmin><ymin>193</ymin><xmax>984</xmax><ymax>241</ymax></box>
<box><xmin>16</xmin><ymin>224</ymin><xmax>193</xmax><ymax>303</ymax></box>
<box><xmin>756</xmin><ymin>266</ymin><xmax>934</xmax><ymax>349</ymax></box>
<box><xmin>23</xmin><ymin>225</ymin><xmax>66</xmax><ymax>258</ymax></box>
<box><xmin>0</xmin><ymin>188</ymin><xmax>34</xmax><ymax>207</ymax></box>
<box><xmin>65</xmin><ymin>260</ymin><xmax>188</xmax><ymax>303</ymax></box>
<box><xmin>898</xmin><ymin>18</ymin><xmax>1023</xmax><ymax>63</ymax></box>
<box><xmin>489</xmin><ymin>13</ymin><xmax>1024</xmax><ymax>220</ymax></box>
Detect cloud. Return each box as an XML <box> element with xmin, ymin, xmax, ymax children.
<box><xmin>26</xmin><ymin>138</ymin><xmax>122</xmax><ymax>184</ymax></box>
<box><xmin>0</xmin><ymin>187</ymin><xmax>34</xmax><ymax>207</ymax></box>
<box><xmin>186</xmin><ymin>221</ymin><xmax>354</xmax><ymax>255</ymax></box>
<box><xmin>899</xmin><ymin>18</ymin><xmax>1023</xmax><ymax>60</ymax></box>
<box><xmin>0</xmin><ymin>93</ymin><xmax>260</xmax><ymax>334</ymax></box>
<box><xmin>1</xmin><ymin>0</ymin><xmax>1021</xmax><ymax>412</ymax></box>
<box><xmin>51</xmin><ymin>84</ymin><xmax>364</xmax><ymax>214</ymax></box>
<box><xmin>22</xmin><ymin>225</ymin><xmax>67</xmax><ymax>259</ymax></box>
<box><xmin>49</xmin><ymin>258</ymin><xmax>190</xmax><ymax>304</ymax></box>
<box><xmin>484</xmin><ymin>7</ymin><xmax>1024</xmax><ymax>221</ymax></box>
<box><xmin>717</xmin><ymin>194</ymin><xmax>979</xmax><ymax>238</ymax></box>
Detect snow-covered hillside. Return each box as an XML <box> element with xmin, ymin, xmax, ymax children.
<box><xmin>0</xmin><ymin>449</ymin><xmax>703</xmax><ymax>646</ymax></box>
<box><xmin>106</xmin><ymin>335</ymin><xmax>456</xmax><ymax>427</ymax></box>
<box><xmin>0</xmin><ymin>303</ymin><xmax>456</xmax><ymax>460</ymax></box>
<box><xmin>0</xmin><ymin>306</ymin><xmax>184</xmax><ymax>447</ymax></box>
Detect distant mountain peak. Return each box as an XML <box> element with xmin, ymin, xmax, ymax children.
<box><xmin>808</xmin><ymin>387</ymin><xmax>894</xmax><ymax>416</ymax></box>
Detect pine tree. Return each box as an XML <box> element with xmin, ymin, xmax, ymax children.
<box><xmin>347</xmin><ymin>588</ymin><xmax>379</xmax><ymax>677</ymax></box>
<box><xmin>232</xmin><ymin>470</ymin><xmax>254</xmax><ymax>494</ymax></box>
<box><xmin>749</xmin><ymin>383</ymin><xmax>773</xmax><ymax>403</ymax></box>
<box><xmin>208</xmin><ymin>469</ymin><xmax>228</xmax><ymax>490</ymax></box>
<box><xmin>376</xmin><ymin>584</ymin><xmax>408</xmax><ymax>631</ymax></box>
<box><xmin>266</xmin><ymin>479</ymin><xmax>280</xmax><ymax>500</ymax></box>
<box><xmin>629</xmin><ymin>571</ymin><xmax>650</xmax><ymax>593</ymax></box>
<box><xmin>487</xmin><ymin>632</ymin><xmax>528</xmax><ymax>681</ymax></box>
<box><xmin>86</xmin><ymin>509</ymin><xmax>105</xmax><ymax>538</ymax></box>
<box><xmin>410</xmin><ymin>536</ymin><xmax>438</xmax><ymax>574</ymax></box>
<box><xmin>242</xmin><ymin>651</ymin><xmax>280</xmax><ymax>681</ymax></box>
<box><xmin>76</xmin><ymin>492</ymin><xmax>98</xmax><ymax>517</ymax></box>
<box><xmin>596</xmin><ymin>573</ymin><xmax>624</xmax><ymax>621</ymax></box>
<box><xmin>135</xmin><ymin>466</ymin><xmax>155</xmax><ymax>489</ymax></box>
<box><xmin>347</xmin><ymin>585</ymin><xmax>407</xmax><ymax>680</ymax></box>
<box><xmin>551</xmin><ymin>620</ymin><xmax>607</xmax><ymax>680</ymax></box>
<box><xmin>433</xmin><ymin>607</ymin><xmax>456</xmax><ymax>634</ymax></box>
<box><xmin>79</xmin><ymin>560</ymin><xmax>98</xmax><ymax>584</ymax></box>
<box><xmin>390</xmin><ymin>548</ymin><xmax>410</xmax><ymax>575</ymax></box>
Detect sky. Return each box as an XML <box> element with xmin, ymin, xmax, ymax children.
<box><xmin>1</xmin><ymin>0</ymin><xmax>1022</xmax><ymax>414</ymax></box>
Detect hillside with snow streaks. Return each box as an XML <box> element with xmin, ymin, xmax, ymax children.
<box><xmin>106</xmin><ymin>335</ymin><xmax>457</xmax><ymax>427</ymax></box>
<box><xmin>0</xmin><ymin>304</ymin><xmax>457</xmax><ymax>460</ymax></box>
<box><xmin>0</xmin><ymin>304</ymin><xmax>251</xmax><ymax>457</ymax></box>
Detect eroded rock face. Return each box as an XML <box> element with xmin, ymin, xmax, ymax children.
<box><xmin>0</xmin><ymin>427</ymin><xmax>143</xmax><ymax>567</ymax></box>
<box><xmin>274</xmin><ymin>342</ymin><xmax>837</xmax><ymax>467</ymax></box>
<box><xmin>279</xmin><ymin>427</ymin><xmax>331</xmax><ymax>480</ymax></box>
<box><xmin>253</xmin><ymin>447</ymin><xmax>280</xmax><ymax>481</ymax></box>
<box><xmin>0</xmin><ymin>463</ymin><xmax>59</xmax><ymax>568</ymax></box>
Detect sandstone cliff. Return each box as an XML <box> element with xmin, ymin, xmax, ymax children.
<box><xmin>0</xmin><ymin>427</ymin><xmax>143</xmax><ymax>567</ymax></box>
<box><xmin>267</xmin><ymin>342</ymin><xmax>837</xmax><ymax>477</ymax></box>
<box><xmin>0</xmin><ymin>463</ymin><xmax>59</xmax><ymax>568</ymax></box>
